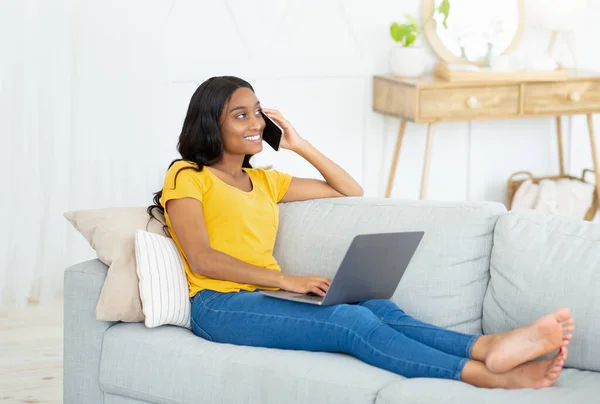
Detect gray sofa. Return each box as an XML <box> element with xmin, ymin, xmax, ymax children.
<box><xmin>64</xmin><ymin>198</ymin><xmax>600</xmax><ymax>403</ymax></box>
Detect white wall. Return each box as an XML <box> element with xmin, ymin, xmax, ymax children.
<box><xmin>2</xmin><ymin>0</ymin><xmax>600</xmax><ymax>305</ymax></box>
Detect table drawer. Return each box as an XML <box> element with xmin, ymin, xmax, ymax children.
<box><xmin>524</xmin><ymin>81</ymin><xmax>600</xmax><ymax>114</ymax></box>
<box><xmin>373</xmin><ymin>77</ymin><xmax>418</xmax><ymax>121</ymax></box>
<box><xmin>419</xmin><ymin>86</ymin><xmax>519</xmax><ymax>120</ymax></box>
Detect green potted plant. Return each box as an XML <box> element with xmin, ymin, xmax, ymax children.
<box><xmin>389</xmin><ymin>1</ymin><xmax>450</xmax><ymax>77</ymax></box>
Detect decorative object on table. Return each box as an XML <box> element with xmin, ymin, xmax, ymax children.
<box><xmin>372</xmin><ymin>74</ymin><xmax>600</xmax><ymax>211</ymax></box>
<box><xmin>423</xmin><ymin>0</ymin><xmax>568</xmax><ymax>82</ymax></box>
<box><xmin>389</xmin><ymin>14</ymin><xmax>426</xmax><ymax>77</ymax></box>
<box><xmin>388</xmin><ymin>1</ymin><xmax>450</xmax><ymax>77</ymax></box>
<box><xmin>527</xmin><ymin>0</ymin><xmax>586</xmax><ymax>69</ymax></box>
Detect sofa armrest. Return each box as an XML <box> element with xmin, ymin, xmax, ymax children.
<box><xmin>64</xmin><ymin>259</ymin><xmax>117</xmax><ymax>403</ymax></box>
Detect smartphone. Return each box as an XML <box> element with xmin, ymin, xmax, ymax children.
<box><xmin>261</xmin><ymin>111</ymin><xmax>283</xmax><ymax>151</ymax></box>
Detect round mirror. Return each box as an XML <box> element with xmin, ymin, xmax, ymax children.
<box><xmin>423</xmin><ymin>0</ymin><xmax>525</xmax><ymax>65</ymax></box>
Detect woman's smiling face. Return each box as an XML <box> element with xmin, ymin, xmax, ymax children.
<box><xmin>219</xmin><ymin>87</ymin><xmax>266</xmax><ymax>156</ymax></box>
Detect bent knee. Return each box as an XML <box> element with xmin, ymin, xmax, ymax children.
<box><xmin>329</xmin><ymin>304</ymin><xmax>380</xmax><ymax>328</ymax></box>
<box><xmin>360</xmin><ymin>299</ymin><xmax>403</xmax><ymax>316</ymax></box>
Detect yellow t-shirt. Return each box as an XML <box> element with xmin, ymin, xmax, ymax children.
<box><xmin>160</xmin><ymin>160</ymin><xmax>292</xmax><ymax>298</ymax></box>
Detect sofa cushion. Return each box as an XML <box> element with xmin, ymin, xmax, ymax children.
<box><xmin>64</xmin><ymin>207</ymin><xmax>168</xmax><ymax>323</ymax></box>
<box><xmin>483</xmin><ymin>211</ymin><xmax>600</xmax><ymax>371</ymax></box>
<box><xmin>99</xmin><ymin>323</ymin><xmax>403</xmax><ymax>404</ymax></box>
<box><xmin>375</xmin><ymin>368</ymin><xmax>600</xmax><ymax>404</ymax></box>
<box><xmin>276</xmin><ymin>198</ymin><xmax>506</xmax><ymax>334</ymax></box>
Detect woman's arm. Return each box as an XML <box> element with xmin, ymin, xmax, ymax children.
<box><xmin>262</xmin><ymin>108</ymin><xmax>363</xmax><ymax>202</ymax></box>
<box><xmin>167</xmin><ymin>198</ymin><xmax>331</xmax><ymax>295</ymax></box>
<box><xmin>283</xmin><ymin>140</ymin><xmax>363</xmax><ymax>202</ymax></box>
<box><xmin>167</xmin><ymin>198</ymin><xmax>281</xmax><ymax>285</ymax></box>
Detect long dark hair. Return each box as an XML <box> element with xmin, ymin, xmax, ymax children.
<box><xmin>147</xmin><ymin>76</ymin><xmax>255</xmax><ymax>231</ymax></box>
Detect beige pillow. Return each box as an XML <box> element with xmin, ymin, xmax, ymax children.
<box><xmin>64</xmin><ymin>207</ymin><xmax>169</xmax><ymax>322</ymax></box>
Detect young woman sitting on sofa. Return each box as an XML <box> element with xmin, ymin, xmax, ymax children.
<box><xmin>148</xmin><ymin>76</ymin><xmax>574</xmax><ymax>389</ymax></box>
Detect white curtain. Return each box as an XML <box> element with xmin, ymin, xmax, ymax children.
<box><xmin>1</xmin><ymin>0</ymin><xmax>75</xmax><ymax>306</ymax></box>
<box><xmin>0</xmin><ymin>0</ymin><xmax>175</xmax><ymax>306</ymax></box>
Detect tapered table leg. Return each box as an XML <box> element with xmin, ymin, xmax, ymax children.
<box><xmin>385</xmin><ymin>120</ymin><xmax>407</xmax><ymax>198</ymax></box>
<box><xmin>420</xmin><ymin>123</ymin><xmax>436</xmax><ymax>200</ymax></box>
<box><xmin>556</xmin><ymin>116</ymin><xmax>565</xmax><ymax>176</ymax></box>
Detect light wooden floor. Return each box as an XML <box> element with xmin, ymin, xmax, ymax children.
<box><xmin>0</xmin><ymin>299</ymin><xmax>63</xmax><ymax>404</ymax></box>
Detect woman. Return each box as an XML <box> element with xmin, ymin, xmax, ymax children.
<box><xmin>148</xmin><ymin>76</ymin><xmax>574</xmax><ymax>389</ymax></box>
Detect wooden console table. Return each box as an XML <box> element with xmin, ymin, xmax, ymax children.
<box><xmin>373</xmin><ymin>71</ymin><xmax>600</xmax><ymax>212</ymax></box>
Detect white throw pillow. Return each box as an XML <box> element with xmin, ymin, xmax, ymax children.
<box><xmin>511</xmin><ymin>179</ymin><xmax>539</xmax><ymax>212</ymax></box>
<box><xmin>134</xmin><ymin>230</ymin><xmax>191</xmax><ymax>329</ymax></box>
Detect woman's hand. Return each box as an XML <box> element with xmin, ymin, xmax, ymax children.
<box><xmin>262</xmin><ymin>108</ymin><xmax>307</xmax><ymax>152</ymax></box>
<box><xmin>278</xmin><ymin>274</ymin><xmax>332</xmax><ymax>296</ymax></box>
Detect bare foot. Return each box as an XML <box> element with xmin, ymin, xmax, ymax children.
<box><xmin>504</xmin><ymin>348</ymin><xmax>568</xmax><ymax>389</ymax></box>
<box><xmin>485</xmin><ymin>308</ymin><xmax>570</xmax><ymax>373</ymax></box>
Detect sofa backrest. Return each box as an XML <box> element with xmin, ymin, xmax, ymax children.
<box><xmin>275</xmin><ymin>197</ymin><xmax>506</xmax><ymax>334</ymax></box>
<box><xmin>484</xmin><ymin>211</ymin><xmax>600</xmax><ymax>371</ymax></box>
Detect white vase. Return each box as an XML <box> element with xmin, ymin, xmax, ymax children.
<box><xmin>389</xmin><ymin>46</ymin><xmax>425</xmax><ymax>77</ymax></box>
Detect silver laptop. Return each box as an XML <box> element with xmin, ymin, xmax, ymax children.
<box><xmin>259</xmin><ymin>231</ymin><xmax>424</xmax><ymax>306</ymax></box>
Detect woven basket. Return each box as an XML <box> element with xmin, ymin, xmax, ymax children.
<box><xmin>507</xmin><ymin>169</ymin><xmax>598</xmax><ymax>221</ymax></box>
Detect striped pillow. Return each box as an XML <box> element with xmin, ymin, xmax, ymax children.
<box><xmin>134</xmin><ymin>230</ymin><xmax>191</xmax><ymax>329</ymax></box>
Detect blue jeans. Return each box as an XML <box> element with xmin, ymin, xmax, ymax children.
<box><xmin>190</xmin><ymin>290</ymin><xmax>478</xmax><ymax>380</ymax></box>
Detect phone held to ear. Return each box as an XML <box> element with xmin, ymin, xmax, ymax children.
<box><xmin>261</xmin><ymin>111</ymin><xmax>283</xmax><ymax>151</ymax></box>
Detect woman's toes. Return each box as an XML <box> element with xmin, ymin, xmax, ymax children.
<box><xmin>542</xmin><ymin>350</ymin><xmax>567</xmax><ymax>387</ymax></box>
<box><xmin>560</xmin><ymin>318</ymin><xmax>575</xmax><ymax>330</ymax></box>
<box><xmin>553</xmin><ymin>309</ymin><xmax>571</xmax><ymax>323</ymax></box>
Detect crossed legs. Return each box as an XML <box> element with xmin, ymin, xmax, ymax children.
<box><xmin>359</xmin><ymin>299</ymin><xmax>575</xmax><ymax>388</ymax></box>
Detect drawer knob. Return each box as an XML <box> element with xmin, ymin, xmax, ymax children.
<box><xmin>569</xmin><ymin>91</ymin><xmax>581</xmax><ymax>102</ymax></box>
<box><xmin>465</xmin><ymin>96</ymin><xmax>479</xmax><ymax>109</ymax></box>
